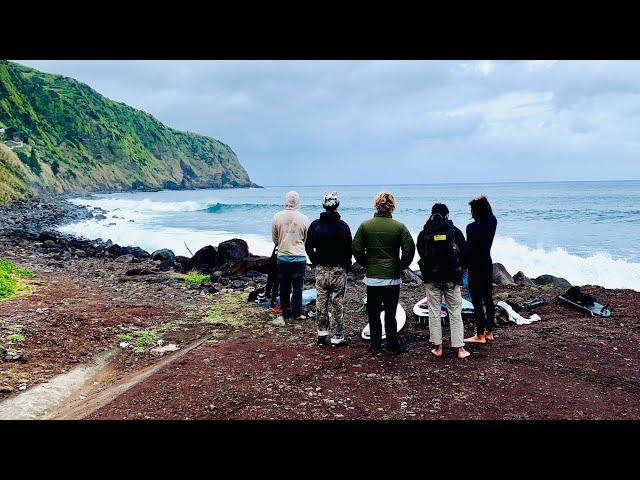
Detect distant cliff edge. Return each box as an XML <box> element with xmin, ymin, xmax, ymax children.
<box><xmin>0</xmin><ymin>60</ymin><xmax>258</xmax><ymax>202</ymax></box>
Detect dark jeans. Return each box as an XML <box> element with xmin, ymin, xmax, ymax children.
<box><xmin>278</xmin><ymin>260</ymin><xmax>306</xmax><ymax>319</ymax></box>
<box><xmin>468</xmin><ymin>266</ymin><xmax>495</xmax><ymax>335</ymax></box>
<box><xmin>366</xmin><ymin>285</ymin><xmax>401</xmax><ymax>351</ymax></box>
<box><xmin>265</xmin><ymin>267</ymin><xmax>279</xmax><ymax>307</ymax></box>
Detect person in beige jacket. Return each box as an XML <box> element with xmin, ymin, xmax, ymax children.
<box><xmin>272</xmin><ymin>191</ymin><xmax>310</xmax><ymax>321</ymax></box>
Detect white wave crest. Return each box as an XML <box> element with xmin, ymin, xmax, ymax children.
<box><xmin>68</xmin><ymin>197</ymin><xmax>210</xmax><ymax>213</ymax></box>
<box><xmin>492</xmin><ymin>236</ymin><xmax>640</xmax><ymax>291</ymax></box>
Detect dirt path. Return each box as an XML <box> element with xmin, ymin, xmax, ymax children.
<box><xmin>0</xmin><ymin>349</ymin><xmax>115</xmax><ymax>419</ymax></box>
<box><xmin>48</xmin><ymin>334</ymin><xmax>212</xmax><ymax>419</ymax></box>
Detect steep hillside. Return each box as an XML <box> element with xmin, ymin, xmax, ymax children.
<box><xmin>0</xmin><ymin>61</ymin><xmax>256</xmax><ymax>202</ymax></box>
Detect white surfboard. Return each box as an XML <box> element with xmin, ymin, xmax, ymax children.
<box><xmin>361</xmin><ymin>303</ymin><xmax>407</xmax><ymax>341</ymax></box>
<box><xmin>413</xmin><ymin>296</ymin><xmax>474</xmax><ymax>318</ymax></box>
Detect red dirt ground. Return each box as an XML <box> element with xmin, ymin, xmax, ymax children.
<box><xmin>2</xmin><ymin>233</ymin><xmax>639</xmax><ymax>419</ymax></box>
<box><xmin>89</xmin><ymin>284</ymin><xmax>640</xmax><ymax>420</ymax></box>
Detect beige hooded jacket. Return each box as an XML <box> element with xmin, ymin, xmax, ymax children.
<box><xmin>272</xmin><ymin>191</ymin><xmax>310</xmax><ymax>258</ymax></box>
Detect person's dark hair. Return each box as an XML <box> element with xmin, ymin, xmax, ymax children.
<box><xmin>431</xmin><ymin>203</ymin><xmax>449</xmax><ymax>217</ymax></box>
<box><xmin>469</xmin><ymin>195</ymin><xmax>492</xmax><ymax>219</ymax></box>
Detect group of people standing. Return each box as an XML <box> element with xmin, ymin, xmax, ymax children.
<box><xmin>270</xmin><ymin>190</ymin><xmax>497</xmax><ymax>358</ymax></box>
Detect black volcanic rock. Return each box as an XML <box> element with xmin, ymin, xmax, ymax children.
<box><xmin>188</xmin><ymin>245</ymin><xmax>218</xmax><ymax>272</ymax></box>
<box><xmin>217</xmin><ymin>238</ymin><xmax>250</xmax><ymax>265</ymax></box>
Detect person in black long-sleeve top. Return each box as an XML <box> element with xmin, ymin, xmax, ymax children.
<box><xmin>464</xmin><ymin>195</ymin><xmax>498</xmax><ymax>344</ymax></box>
<box><xmin>305</xmin><ymin>192</ymin><xmax>353</xmax><ymax>346</ymax></box>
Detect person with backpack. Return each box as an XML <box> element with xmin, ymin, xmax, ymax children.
<box><xmin>272</xmin><ymin>191</ymin><xmax>310</xmax><ymax>322</ymax></box>
<box><xmin>352</xmin><ymin>192</ymin><xmax>415</xmax><ymax>356</ymax></box>
<box><xmin>464</xmin><ymin>195</ymin><xmax>498</xmax><ymax>344</ymax></box>
<box><xmin>417</xmin><ymin>203</ymin><xmax>470</xmax><ymax>359</ymax></box>
<box><xmin>305</xmin><ymin>192</ymin><xmax>353</xmax><ymax>346</ymax></box>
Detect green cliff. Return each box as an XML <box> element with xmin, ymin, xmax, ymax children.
<box><xmin>0</xmin><ymin>61</ymin><xmax>256</xmax><ymax>202</ymax></box>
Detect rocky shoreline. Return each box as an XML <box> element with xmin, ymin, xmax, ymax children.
<box><xmin>0</xmin><ymin>198</ymin><xmax>578</xmax><ymax>296</ymax></box>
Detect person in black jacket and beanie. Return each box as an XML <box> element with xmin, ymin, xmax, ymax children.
<box><xmin>464</xmin><ymin>195</ymin><xmax>498</xmax><ymax>344</ymax></box>
<box><xmin>417</xmin><ymin>203</ymin><xmax>470</xmax><ymax>359</ymax></box>
<box><xmin>305</xmin><ymin>192</ymin><xmax>353</xmax><ymax>346</ymax></box>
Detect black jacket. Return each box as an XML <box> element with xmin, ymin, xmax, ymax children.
<box><xmin>416</xmin><ymin>215</ymin><xmax>467</xmax><ymax>283</ymax></box>
<box><xmin>305</xmin><ymin>211</ymin><xmax>353</xmax><ymax>271</ymax></box>
<box><xmin>466</xmin><ymin>213</ymin><xmax>497</xmax><ymax>270</ymax></box>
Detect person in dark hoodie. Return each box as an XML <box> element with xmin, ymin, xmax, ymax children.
<box><xmin>305</xmin><ymin>192</ymin><xmax>353</xmax><ymax>346</ymax></box>
<box><xmin>417</xmin><ymin>203</ymin><xmax>470</xmax><ymax>359</ymax></box>
<box><xmin>464</xmin><ymin>195</ymin><xmax>498</xmax><ymax>345</ymax></box>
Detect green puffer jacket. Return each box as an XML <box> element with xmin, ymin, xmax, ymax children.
<box><xmin>352</xmin><ymin>212</ymin><xmax>416</xmax><ymax>279</ymax></box>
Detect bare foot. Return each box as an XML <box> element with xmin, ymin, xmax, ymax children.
<box><xmin>464</xmin><ymin>334</ymin><xmax>486</xmax><ymax>344</ymax></box>
<box><xmin>431</xmin><ymin>345</ymin><xmax>443</xmax><ymax>357</ymax></box>
<box><xmin>295</xmin><ymin>315</ymin><xmax>307</xmax><ymax>320</ymax></box>
<box><xmin>457</xmin><ymin>347</ymin><xmax>471</xmax><ymax>359</ymax></box>
<box><xmin>484</xmin><ymin>331</ymin><xmax>494</xmax><ymax>341</ymax></box>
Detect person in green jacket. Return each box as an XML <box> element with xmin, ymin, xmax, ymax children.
<box><xmin>352</xmin><ymin>192</ymin><xmax>416</xmax><ymax>355</ymax></box>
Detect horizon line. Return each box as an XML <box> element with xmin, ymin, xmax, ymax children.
<box><xmin>259</xmin><ymin>179</ymin><xmax>640</xmax><ymax>188</ymax></box>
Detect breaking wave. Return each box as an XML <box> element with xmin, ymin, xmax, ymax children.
<box><xmin>69</xmin><ymin>197</ymin><xmax>210</xmax><ymax>213</ymax></box>
<box><xmin>492</xmin><ymin>236</ymin><xmax>640</xmax><ymax>291</ymax></box>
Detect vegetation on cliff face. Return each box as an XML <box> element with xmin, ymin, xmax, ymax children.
<box><xmin>0</xmin><ymin>61</ymin><xmax>256</xmax><ymax>202</ymax></box>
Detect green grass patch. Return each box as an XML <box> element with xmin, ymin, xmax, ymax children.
<box><xmin>134</xmin><ymin>330</ymin><xmax>158</xmax><ymax>347</ymax></box>
<box><xmin>204</xmin><ymin>308</ymin><xmax>245</xmax><ymax>328</ymax></box>
<box><xmin>184</xmin><ymin>272</ymin><xmax>211</xmax><ymax>285</ymax></box>
<box><xmin>157</xmin><ymin>320</ymin><xmax>183</xmax><ymax>333</ymax></box>
<box><xmin>115</xmin><ymin>327</ymin><xmax>160</xmax><ymax>349</ymax></box>
<box><xmin>6</xmin><ymin>333</ymin><xmax>25</xmax><ymax>343</ymax></box>
<box><xmin>0</xmin><ymin>258</ymin><xmax>33</xmax><ymax>299</ymax></box>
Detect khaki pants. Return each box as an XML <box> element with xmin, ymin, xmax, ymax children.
<box><xmin>426</xmin><ymin>281</ymin><xmax>464</xmax><ymax>348</ymax></box>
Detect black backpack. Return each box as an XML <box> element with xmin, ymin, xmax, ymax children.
<box><xmin>421</xmin><ymin>222</ymin><xmax>460</xmax><ymax>281</ymax></box>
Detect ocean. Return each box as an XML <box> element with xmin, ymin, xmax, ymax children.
<box><xmin>59</xmin><ymin>181</ymin><xmax>640</xmax><ymax>291</ymax></box>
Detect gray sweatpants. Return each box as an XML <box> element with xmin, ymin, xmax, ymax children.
<box><xmin>426</xmin><ymin>281</ymin><xmax>464</xmax><ymax>348</ymax></box>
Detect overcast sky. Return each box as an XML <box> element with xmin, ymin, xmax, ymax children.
<box><xmin>14</xmin><ymin>60</ymin><xmax>640</xmax><ymax>185</ymax></box>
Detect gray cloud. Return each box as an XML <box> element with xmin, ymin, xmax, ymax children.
<box><xmin>13</xmin><ymin>60</ymin><xmax>640</xmax><ymax>184</ymax></box>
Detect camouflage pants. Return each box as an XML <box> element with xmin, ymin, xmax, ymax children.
<box><xmin>315</xmin><ymin>265</ymin><xmax>347</xmax><ymax>340</ymax></box>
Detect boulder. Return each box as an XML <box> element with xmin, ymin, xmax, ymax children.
<box><xmin>115</xmin><ymin>254</ymin><xmax>134</xmax><ymax>263</ymax></box>
<box><xmin>125</xmin><ymin>268</ymin><xmax>154</xmax><ymax>276</ymax></box>
<box><xmin>513</xmin><ymin>271</ymin><xmax>534</xmax><ymax>287</ymax></box>
<box><xmin>217</xmin><ymin>238</ymin><xmax>250</xmax><ymax>264</ymax></box>
<box><xmin>122</xmin><ymin>246</ymin><xmax>150</xmax><ymax>259</ymax></box>
<box><xmin>175</xmin><ymin>256</ymin><xmax>191</xmax><ymax>272</ymax></box>
<box><xmin>533</xmin><ymin>274</ymin><xmax>572</xmax><ymax>289</ymax></box>
<box><xmin>107</xmin><ymin>244</ymin><xmax>124</xmax><ymax>257</ymax></box>
<box><xmin>151</xmin><ymin>248</ymin><xmax>176</xmax><ymax>262</ymax></box>
<box><xmin>492</xmin><ymin>263</ymin><xmax>515</xmax><ymax>285</ymax></box>
<box><xmin>188</xmin><ymin>245</ymin><xmax>218</xmax><ymax>272</ymax></box>
<box><xmin>402</xmin><ymin>268</ymin><xmax>422</xmax><ymax>284</ymax></box>
<box><xmin>157</xmin><ymin>260</ymin><xmax>183</xmax><ymax>272</ymax></box>
<box><xmin>226</xmin><ymin>256</ymin><xmax>270</xmax><ymax>276</ymax></box>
